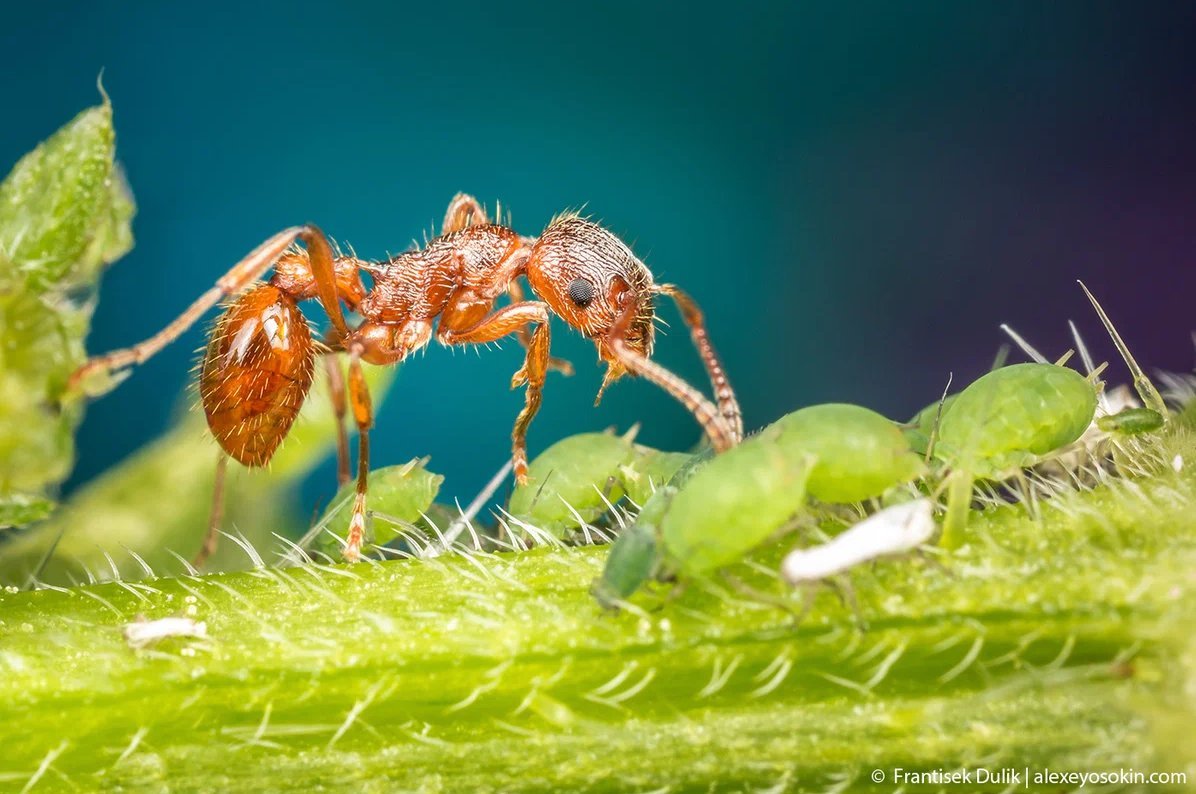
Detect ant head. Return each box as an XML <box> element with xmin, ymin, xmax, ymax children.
<box><xmin>526</xmin><ymin>215</ymin><xmax>656</xmax><ymax>392</ymax></box>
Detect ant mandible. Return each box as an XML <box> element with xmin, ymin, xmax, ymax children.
<box><xmin>69</xmin><ymin>194</ymin><xmax>744</xmax><ymax>564</ymax></box>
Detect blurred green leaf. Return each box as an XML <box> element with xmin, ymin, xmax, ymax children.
<box><xmin>0</xmin><ymin>97</ymin><xmax>135</xmax><ymax>517</ymax></box>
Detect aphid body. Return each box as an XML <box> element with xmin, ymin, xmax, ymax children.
<box><xmin>772</xmin><ymin>403</ymin><xmax>925</xmax><ymax>503</ymax></box>
<box><xmin>934</xmin><ymin>363</ymin><xmax>1097</xmax><ymax>547</ymax></box>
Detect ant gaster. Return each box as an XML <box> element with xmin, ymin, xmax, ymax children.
<box><xmin>70</xmin><ymin>195</ymin><xmax>743</xmax><ymax>564</ymax></box>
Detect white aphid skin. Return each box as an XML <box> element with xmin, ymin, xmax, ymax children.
<box><xmin>781</xmin><ymin>499</ymin><xmax>936</xmax><ymax>585</ymax></box>
<box><xmin>1173</xmin><ymin>454</ymin><xmax>1184</xmax><ymax>473</ymax></box>
<box><xmin>122</xmin><ymin>616</ymin><xmax>208</xmax><ymax>649</ymax></box>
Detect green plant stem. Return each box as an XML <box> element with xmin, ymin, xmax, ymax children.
<box><xmin>1</xmin><ymin>447</ymin><xmax>1194</xmax><ymax>791</ymax></box>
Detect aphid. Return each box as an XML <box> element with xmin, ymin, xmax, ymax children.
<box><xmin>1096</xmin><ymin>406</ymin><xmax>1165</xmax><ymax>435</ymax></box>
<box><xmin>620</xmin><ymin>448</ymin><xmax>693</xmax><ymax>506</ymax></box>
<box><xmin>781</xmin><ymin>498</ymin><xmax>935</xmax><ymax>584</ymax></box>
<box><xmin>69</xmin><ymin>195</ymin><xmax>742</xmax><ymax>563</ymax></box>
<box><xmin>592</xmin><ymin>451</ymin><xmax>709</xmax><ymax>609</ymax></box>
<box><xmin>508</xmin><ymin>429</ymin><xmax>639</xmax><ymax>537</ymax></box>
<box><xmin>594</xmin><ymin>404</ymin><xmax>925</xmax><ymax>607</ymax></box>
<box><xmin>772</xmin><ymin>404</ymin><xmax>925</xmax><ymax>503</ymax></box>
<box><xmin>934</xmin><ymin>363</ymin><xmax>1097</xmax><ymax>548</ymax></box>
<box><xmin>314</xmin><ymin>459</ymin><xmax>443</xmax><ymax>557</ymax></box>
<box><xmin>660</xmin><ymin>424</ymin><xmax>812</xmax><ymax>576</ymax></box>
<box><xmin>122</xmin><ymin>616</ymin><xmax>208</xmax><ymax>649</ymax></box>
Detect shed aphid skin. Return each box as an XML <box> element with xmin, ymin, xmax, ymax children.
<box><xmin>934</xmin><ymin>363</ymin><xmax>1098</xmax><ymax>549</ymax></box>
<box><xmin>122</xmin><ymin>616</ymin><xmax>209</xmax><ymax>649</ymax></box>
<box><xmin>68</xmin><ymin>195</ymin><xmax>741</xmax><ymax>564</ymax></box>
<box><xmin>781</xmin><ymin>498</ymin><xmax>936</xmax><ymax>585</ymax></box>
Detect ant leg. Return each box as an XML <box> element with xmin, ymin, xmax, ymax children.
<box><xmin>605</xmin><ymin>301</ymin><xmax>737</xmax><ymax>452</ymax></box>
<box><xmin>507</xmin><ymin>279</ymin><xmax>574</xmax><ymax>376</ymax></box>
<box><xmin>70</xmin><ymin>225</ymin><xmax>346</xmax><ymax>393</ymax></box>
<box><xmin>655</xmin><ymin>285</ymin><xmax>743</xmax><ymax>443</ymax></box>
<box><xmin>323</xmin><ymin>353</ymin><xmax>352</xmax><ymax>486</ymax></box>
<box><xmin>193</xmin><ymin>453</ymin><xmax>229</xmax><ymax>570</ymax></box>
<box><xmin>439</xmin><ymin>302</ymin><xmax>553</xmax><ymax>483</ymax></box>
<box><xmin>343</xmin><ymin>349</ymin><xmax>374</xmax><ymax>562</ymax></box>
<box><xmin>442</xmin><ymin>193</ymin><xmax>491</xmax><ymax>233</ymax></box>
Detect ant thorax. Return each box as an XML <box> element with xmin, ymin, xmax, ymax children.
<box><xmin>357</xmin><ymin>224</ymin><xmax>524</xmax><ymax>324</ymax></box>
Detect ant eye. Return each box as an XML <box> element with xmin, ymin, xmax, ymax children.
<box><xmin>567</xmin><ymin>278</ymin><xmax>596</xmax><ymax>308</ymax></box>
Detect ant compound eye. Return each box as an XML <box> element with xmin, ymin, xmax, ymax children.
<box><xmin>567</xmin><ymin>277</ymin><xmax>596</xmax><ymax>308</ymax></box>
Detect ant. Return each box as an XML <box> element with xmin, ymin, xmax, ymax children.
<box><xmin>69</xmin><ymin>194</ymin><xmax>743</xmax><ymax>564</ymax></box>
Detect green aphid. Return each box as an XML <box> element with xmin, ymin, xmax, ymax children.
<box><xmin>904</xmin><ymin>394</ymin><xmax>958</xmax><ymax>457</ymax></box>
<box><xmin>1096</xmin><ymin>406</ymin><xmax>1165</xmax><ymax>435</ymax></box>
<box><xmin>594</xmin><ymin>404</ymin><xmax>924</xmax><ymax>607</ymax></box>
<box><xmin>317</xmin><ymin>459</ymin><xmax>443</xmax><ymax>555</ymax></box>
<box><xmin>592</xmin><ymin>453</ymin><xmax>708</xmax><ymax>608</ymax></box>
<box><xmin>661</xmin><ymin>425</ymin><xmax>812</xmax><ymax>575</ymax></box>
<box><xmin>773</xmin><ymin>403</ymin><xmax>926</xmax><ymax>504</ymax></box>
<box><xmin>935</xmin><ymin>363</ymin><xmax>1097</xmax><ymax>548</ymax></box>
<box><xmin>620</xmin><ymin>449</ymin><xmax>693</xmax><ymax>506</ymax></box>
<box><xmin>508</xmin><ymin>430</ymin><xmax>638</xmax><ymax>537</ymax></box>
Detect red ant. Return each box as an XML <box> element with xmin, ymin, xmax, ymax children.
<box><xmin>70</xmin><ymin>195</ymin><xmax>743</xmax><ymax>564</ymax></box>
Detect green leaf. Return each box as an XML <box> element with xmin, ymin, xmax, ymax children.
<box><xmin>0</xmin><ymin>97</ymin><xmax>135</xmax><ymax>516</ymax></box>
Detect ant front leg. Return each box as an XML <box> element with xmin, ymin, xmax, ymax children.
<box><xmin>438</xmin><ymin>302</ymin><xmax>555</xmax><ymax>483</ymax></box>
<box><xmin>605</xmin><ymin>299</ymin><xmax>738</xmax><ymax>453</ymax></box>
<box><xmin>654</xmin><ymin>284</ymin><xmax>743</xmax><ymax>443</ymax></box>
<box><xmin>508</xmin><ymin>279</ymin><xmax>574</xmax><ymax>376</ymax></box>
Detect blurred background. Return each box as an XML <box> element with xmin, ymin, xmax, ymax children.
<box><xmin>3</xmin><ymin>1</ymin><xmax>1195</xmax><ymax>507</ymax></box>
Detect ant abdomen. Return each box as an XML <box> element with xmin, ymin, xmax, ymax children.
<box><xmin>200</xmin><ymin>284</ymin><xmax>315</xmax><ymax>467</ymax></box>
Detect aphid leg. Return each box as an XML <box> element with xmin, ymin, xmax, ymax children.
<box><xmin>438</xmin><ymin>302</ymin><xmax>555</xmax><ymax>484</ymax></box>
<box><xmin>69</xmin><ymin>227</ymin><xmax>308</xmax><ymax>393</ymax></box>
<box><xmin>1077</xmin><ymin>280</ymin><xmax>1168</xmax><ymax>418</ymax></box>
<box><xmin>605</xmin><ymin>300</ymin><xmax>737</xmax><ymax>452</ymax></box>
<box><xmin>442</xmin><ymin>193</ymin><xmax>490</xmax><ymax>233</ymax></box>
<box><xmin>938</xmin><ymin>469</ymin><xmax>974</xmax><ymax>550</ymax></box>
<box><xmin>825</xmin><ymin>576</ymin><xmax>867</xmax><ymax>632</ymax></box>
<box><xmin>193</xmin><ymin>454</ymin><xmax>229</xmax><ymax>570</ymax></box>
<box><xmin>655</xmin><ymin>284</ymin><xmax>744</xmax><ymax>443</ymax></box>
<box><xmin>343</xmin><ymin>349</ymin><xmax>375</xmax><ymax>563</ymax></box>
<box><xmin>323</xmin><ymin>353</ymin><xmax>352</xmax><ymax>486</ymax></box>
<box><xmin>720</xmin><ymin>572</ymin><xmax>805</xmax><ymax>623</ymax></box>
<box><xmin>508</xmin><ymin>279</ymin><xmax>574</xmax><ymax>375</ymax></box>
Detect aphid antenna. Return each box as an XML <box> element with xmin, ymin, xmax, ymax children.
<box><xmin>999</xmin><ymin>324</ymin><xmax>1048</xmax><ymax>364</ymax></box>
<box><xmin>924</xmin><ymin>371</ymin><xmax>954</xmax><ymax>464</ymax></box>
<box><xmin>988</xmin><ymin>343</ymin><xmax>1010</xmax><ymax>372</ymax></box>
<box><xmin>1077</xmin><ymin>280</ymin><xmax>1168</xmax><ymax>417</ymax></box>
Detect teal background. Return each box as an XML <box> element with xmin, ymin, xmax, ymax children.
<box><xmin>3</xmin><ymin>2</ymin><xmax>1195</xmax><ymax>503</ymax></box>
